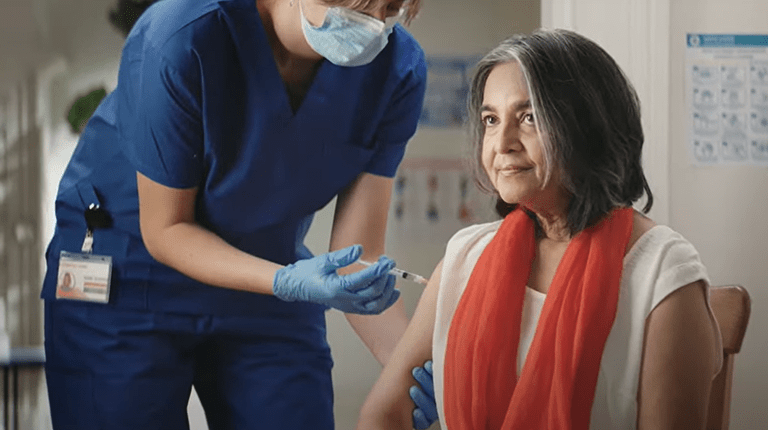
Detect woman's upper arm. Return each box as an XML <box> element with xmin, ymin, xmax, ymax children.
<box><xmin>637</xmin><ymin>280</ymin><xmax>719</xmax><ymax>430</ymax></box>
<box><xmin>357</xmin><ymin>259</ymin><xmax>443</xmax><ymax>430</ymax></box>
<box><xmin>136</xmin><ymin>172</ymin><xmax>197</xmax><ymax>256</ymax></box>
<box><xmin>330</xmin><ymin>172</ymin><xmax>392</xmax><ymax>259</ymax></box>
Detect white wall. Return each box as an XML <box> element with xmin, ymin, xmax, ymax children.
<box><xmin>669</xmin><ymin>2</ymin><xmax>768</xmax><ymax>429</ymax></box>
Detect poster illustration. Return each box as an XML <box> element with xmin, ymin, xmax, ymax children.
<box><xmin>388</xmin><ymin>158</ymin><xmax>498</xmax><ymax>245</ymax></box>
<box><xmin>419</xmin><ymin>56</ymin><xmax>482</xmax><ymax>128</ymax></box>
<box><xmin>686</xmin><ymin>34</ymin><xmax>768</xmax><ymax>166</ymax></box>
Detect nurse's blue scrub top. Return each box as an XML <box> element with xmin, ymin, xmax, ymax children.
<box><xmin>41</xmin><ymin>0</ymin><xmax>427</xmax><ymax>317</ymax></box>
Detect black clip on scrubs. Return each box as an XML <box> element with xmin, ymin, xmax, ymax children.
<box><xmin>82</xmin><ymin>203</ymin><xmax>113</xmax><ymax>252</ymax></box>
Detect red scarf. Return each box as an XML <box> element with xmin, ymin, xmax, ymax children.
<box><xmin>443</xmin><ymin>207</ymin><xmax>633</xmax><ymax>429</ymax></box>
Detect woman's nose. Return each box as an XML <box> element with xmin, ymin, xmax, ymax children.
<box><xmin>496</xmin><ymin>124</ymin><xmax>524</xmax><ymax>153</ymax></box>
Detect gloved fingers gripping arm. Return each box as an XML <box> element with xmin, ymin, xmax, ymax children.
<box><xmin>414</xmin><ymin>360</ymin><xmax>435</xmax><ymax>398</ymax></box>
<box><xmin>410</xmin><ymin>360</ymin><xmax>437</xmax><ymax>429</ymax></box>
<box><xmin>272</xmin><ymin>244</ymin><xmax>401</xmax><ymax>315</ymax></box>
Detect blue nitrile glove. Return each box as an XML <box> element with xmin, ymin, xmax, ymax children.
<box><xmin>272</xmin><ymin>245</ymin><xmax>400</xmax><ymax>315</ymax></box>
<box><xmin>410</xmin><ymin>360</ymin><xmax>437</xmax><ymax>429</ymax></box>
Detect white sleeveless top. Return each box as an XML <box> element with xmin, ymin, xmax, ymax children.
<box><xmin>432</xmin><ymin>221</ymin><xmax>722</xmax><ymax>430</ymax></box>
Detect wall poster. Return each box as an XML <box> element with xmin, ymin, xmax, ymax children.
<box><xmin>686</xmin><ymin>34</ymin><xmax>768</xmax><ymax>166</ymax></box>
<box><xmin>419</xmin><ymin>56</ymin><xmax>481</xmax><ymax>128</ymax></box>
<box><xmin>388</xmin><ymin>158</ymin><xmax>498</xmax><ymax>245</ymax></box>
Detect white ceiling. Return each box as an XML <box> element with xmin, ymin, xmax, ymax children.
<box><xmin>0</xmin><ymin>0</ymin><xmax>117</xmax><ymax>92</ymax></box>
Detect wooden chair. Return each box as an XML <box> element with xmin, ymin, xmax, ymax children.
<box><xmin>706</xmin><ymin>285</ymin><xmax>751</xmax><ymax>430</ymax></box>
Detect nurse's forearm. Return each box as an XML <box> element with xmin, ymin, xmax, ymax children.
<box><xmin>143</xmin><ymin>220</ymin><xmax>282</xmax><ymax>295</ymax></box>
<box><xmin>346</xmin><ymin>300</ymin><xmax>408</xmax><ymax>366</ymax></box>
<box><xmin>330</xmin><ymin>172</ymin><xmax>402</xmax><ymax>363</ymax></box>
<box><xmin>137</xmin><ymin>172</ymin><xmax>281</xmax><ymax>295</ymax></box>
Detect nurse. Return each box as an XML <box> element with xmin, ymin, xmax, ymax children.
<box><xmin>41</xmin><ymin>0</ymin><xmax>427</xmax><ymax>429</ymax></box>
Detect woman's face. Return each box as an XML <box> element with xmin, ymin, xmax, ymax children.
<box><xmin>480</xmin><ymin>61</ymin><xmax>567</xmax><ymax>212</ymax></box>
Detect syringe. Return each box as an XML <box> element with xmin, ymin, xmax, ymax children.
<box><xmin>356</xmin><ymin>259</ymin><xmax>429</xmax><ymax>286</ymax></box>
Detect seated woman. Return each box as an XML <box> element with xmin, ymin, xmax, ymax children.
<box><xmin>357</xmin><ymin>29</ymin><xmax>723</xmax><ymax>430</ymax></box>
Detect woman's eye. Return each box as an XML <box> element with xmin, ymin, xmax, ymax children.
<box><xmin>482</xmin><ymin>116</ymin><xmax>497</xmax><ymax>126</ymax></box>
<box><xmin>522</xmin><ymin>113</ymin><xmax>535</xmax><ymax>124</ymax></box>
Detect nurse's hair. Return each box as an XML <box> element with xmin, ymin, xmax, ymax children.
<box><xmin>467</xmin><ymin>28</ymin><xmax>653</xmax><ymax>234</ymax></box>
<box><xmin>321</xmin><ymin>0</ymin><xmax>422</xmax><ymax>24</ymax></box>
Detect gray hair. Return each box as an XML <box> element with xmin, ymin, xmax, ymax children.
<box><xmin>467</xmin><ymin>29</ymin><xmax>653</xmax><ymax>234</ymax></box>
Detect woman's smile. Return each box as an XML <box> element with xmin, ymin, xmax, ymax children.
<box><xmin>497</xmin><ymin>164</ymin><xmax>534</xmax><ymax>176</ymax></box>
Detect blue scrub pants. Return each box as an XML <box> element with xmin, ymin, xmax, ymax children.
<box><xmin>44</xmin><ymin>300</ymin><xmax>334</xmax><ymax>430</ymax></box>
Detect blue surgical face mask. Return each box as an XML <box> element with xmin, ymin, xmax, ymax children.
<box><xmin>300</xmin><ymin>0</ymin><xmax>399</xmax><ymax>67</ymax></box>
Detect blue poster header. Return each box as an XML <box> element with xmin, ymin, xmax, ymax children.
<box><xmin>687</xmin><ymin>33</ymin><xmax>768</xmax><ymax>48</ymax></box>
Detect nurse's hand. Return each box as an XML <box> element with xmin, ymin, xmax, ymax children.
<box><xmin>272</xmin><ymin>245</ymin><xmax>400</xmax><ymax>314</ymax></box>
<box><xmin>410</xmin><ymin>360</ymin><xmax>438</xmax><ymax>429</ymax></box>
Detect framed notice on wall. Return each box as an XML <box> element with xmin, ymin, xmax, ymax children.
<box><xmin>685</xmin><ymin>34</ymin><xmax>768</xmax><ymax>166</ymax></box>
<box><xmin>419</xmin><ymin>56</ymin><xmax>482</xmax><ymax>129</ymax></box>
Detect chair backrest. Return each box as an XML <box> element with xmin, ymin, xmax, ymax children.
<box><xmin>707</xmin><ymin>285</ymin><xmax>751</xmax><ymax>430</ymax></box>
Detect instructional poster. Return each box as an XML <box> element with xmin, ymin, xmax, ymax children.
<box><xmin>387</xmin><ymin>158</ymin><xmax>498</xmax><ymax>245</ymax></box>
<box><xmin>419</xmin><ymin>56</ymin><xmax>481</xmax><ymax>128</ymax></box>
<box><xmin>686</xmin><ymin>34</ymin><xmax>768</xmax><ymax>166</ymax></box>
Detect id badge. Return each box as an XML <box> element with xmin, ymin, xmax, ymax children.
<box><xmin>56</xmin><ymin>251</ymin><xmax>112</xmax><ymax>303</ymax></box>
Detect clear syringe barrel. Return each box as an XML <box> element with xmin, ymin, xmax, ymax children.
<box><xmin>355</xmin><ymin>259</ymin><xmax>429</xmax><ymax>286</ymax></box>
